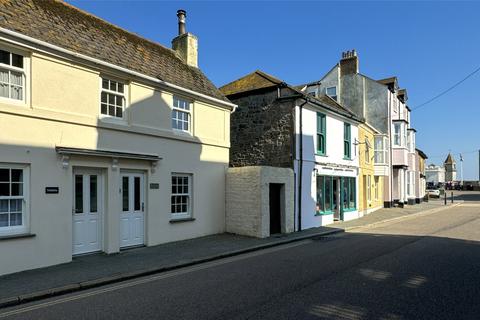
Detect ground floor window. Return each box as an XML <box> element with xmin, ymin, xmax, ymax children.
<box><xmin>342</xmin><ymin>177</ymin><xmax>356</xmax><ymax>210</ymax></box>
<box><xmin>316</xmin><ymin>175</ymin><xmax>333</xmax><ymax>215</ymax></box>
<box><xmin>0</xmin><ymin>166</ymin><xmax>27</xmax><ymax>235</ymax></box>
<box><xmin>374</xmin><ymin>176</ymin><xmax>379</xmax><ymax>201</ymax></box>
<box><xmin>367</xmin><ymin>175</ymin><xmax>371</xmax><ymax>202</ymax></box>
<box><xmin>171</xmin><ymin>173</ymin><xmax>192</xmax><ymax>218</ymax></box>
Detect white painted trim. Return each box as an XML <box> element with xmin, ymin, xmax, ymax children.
<box><xmin>0</xmin><ymin>164</ymin><xmax>30</xmax><ymax>236</ymax></box>
<box><xmin>0</xmin><ymin>27</ymin><xmax>237</xmax><ymax>112</ymax></box>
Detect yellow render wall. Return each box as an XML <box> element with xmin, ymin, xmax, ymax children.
<box><xmin>358</xmin><ymin>124</ymin><xmax>384</xmax><ymax>212</ymax></box>
<box><xmin>29</xmin><ymin>52</ymin><xmax>230</xmax><ymax>149</ymax></box>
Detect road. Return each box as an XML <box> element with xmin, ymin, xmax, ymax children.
<box><xmin>1</xmin><ymin>193</ymin><xmax>480</xmax><ymax>320</ymax></box>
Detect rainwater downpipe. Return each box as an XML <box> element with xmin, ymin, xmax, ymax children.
<box><xmin>297</xmin><ymin>98</ymin><xmax>309</xmax><ymax>231</ymax></box>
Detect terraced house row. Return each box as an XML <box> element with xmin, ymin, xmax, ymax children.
<box><xmin>0</xmin><ymin>0</ymin><xmax>426</xmax><ymax>276</ymax></box>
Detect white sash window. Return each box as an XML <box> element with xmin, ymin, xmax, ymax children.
<box><xmin>0</xmin><ymin>49</ymin><xmax>25</xmax><ymax>102</ymax></box>
<box><xmin>0</xmin><ymin>166</ymin><xmax>29</xmax><ymax>236</ymax></box>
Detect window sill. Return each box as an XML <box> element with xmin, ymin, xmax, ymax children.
<box><xmin>172</xmin><ymin>129</ymin><xmax>193</xmax><ymax>137</ymax></box>
<box><xmin>99</xmin><ymin>115</ymin><xmax>127</xmax><ymax>125</ymax></box>
<box><xmin>169</xmin><ymin>217</ymin><xmax>195</xmax><ymax>224</ymax></box>
<box><xmin>315</xmin><ymin>153</ymin><xmax>328</xmax><ymax>157</ymax></box>
<box><xmin>343</xmin><ymin>157</ymin><xmax>352</xmax><ymax>161</ymax></box>
<box><xmin>342</xmin><ymin>208</ymin><xmax>357</xmax><ymax>212</ymax></box>
<box><xmin>0</xmin><ymin>233</ymin><xmax>35</xmax><ymax>241</ymax></box>
<box><xmin>315</xmin><ymin>211</ymin><xmax>333</xmax><ymax>216</ymax></box>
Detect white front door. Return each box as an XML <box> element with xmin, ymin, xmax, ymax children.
<box><xmin>72</xmin><ymin>169</ymin><xmax>103</xmax><ymax>255</ymax></box>
<box><xmin>120</xmin><ymin>172</ymin><xmax>145</xmax><ymax>248</ymax></box>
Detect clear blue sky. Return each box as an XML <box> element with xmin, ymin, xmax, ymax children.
<box><xmin>69</xmin><ymin>0</ymin><xmax>480</xmax><ymax>180</ymax></box>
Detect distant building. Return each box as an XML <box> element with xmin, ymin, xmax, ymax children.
<box><xmin>426</xmin><ymin>164</ymin><xmax>445</xmax><ymax>185</ymax></box>
<box><xmin>444</xmin><ymin>153</ymin><xmax>457</xmax><ymax>182</ymax></box>
<box><xmin>416</xmin><ymin>149</ymin><xmax>428</xmax><ymax>202</ymax></box>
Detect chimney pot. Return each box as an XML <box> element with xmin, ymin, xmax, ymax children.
<box><xmin>177</xmin><ymin>9</ymin><xmax>186</xmax><ymax>35</ymax></box>
<box><xmin>172</xmin><ymin>9</ymin><xmax>198</xmax><ymax>68</ymax></box>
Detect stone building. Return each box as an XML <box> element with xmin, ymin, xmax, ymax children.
<box><xmin>221</xmin><ymin>70</ymin><xmax>362</xmax><ymax>231</ymax></box>
<box><xmin>444</xmin><ymin>153</ymin><xmax>457</xmax><ymax>182</ymax></box>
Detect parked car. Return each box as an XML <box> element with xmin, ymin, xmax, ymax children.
<box><xmin>427</xmin><ymin>189</ymin><xmax>441</xmax><ymax>198</ymax></box>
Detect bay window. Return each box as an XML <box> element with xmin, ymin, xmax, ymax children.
<box><xmin>374</xmin><ymin>135</ymin><xmax>388</xmax><ymax>164</ymax></box>
<box><xmin>393</xmin><ymin>123</ymin><xmax>401</xmax><ymax>146</ymax></box>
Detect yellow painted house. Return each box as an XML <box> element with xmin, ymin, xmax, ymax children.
<box><xmin>358</xmin><ymin>123</ymin><xmax>384</xmax><ymax>215</ymax></box>
<box><xmin>0</xmin><ymin>1</ymin><xmax>235</xmax><ymax>276</ymax></box>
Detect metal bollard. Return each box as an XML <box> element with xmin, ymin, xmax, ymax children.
<box><xmin>451</xmin><ymin>191</ymin><xmax>454</xmax><ymax>203</ymax></box>
<box><xmin>444</xmin><ymin>192</ymin><xmax>447</xmax><ymax>205</ymax></box>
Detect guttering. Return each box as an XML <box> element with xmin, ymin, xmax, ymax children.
<box><xmin>0</xmin><ymin>27</ymin><xmax>237</xmax><ymax>112</ymax></box>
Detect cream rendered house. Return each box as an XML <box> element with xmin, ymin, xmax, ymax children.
<box><xmin>0</xmin><ymin>1</ymin><xmax>235</xmax><ymax>276</ymax></box>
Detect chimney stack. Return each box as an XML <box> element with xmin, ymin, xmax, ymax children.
<box><xmin>172</xmin><ymin>9</ymin><xmax>198</xmax><ymax>68</ymax></box>
<box><xmin>177</xmin><ymin>9</ymin><xmax>186</xmax><ymax>35</ymax></box>
<box><xmin>340</xmin><ymin>49</ymin><xmax>359</xmax><ymax>76</ymax></box>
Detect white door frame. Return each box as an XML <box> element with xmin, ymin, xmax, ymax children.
<box><xmin>72</xmin><ymin>168</ymin><xmax>104</xmax><ymax>255</ymax></box>
<box><xmin>119</xmin><ymin>171</ymin><xmax>146</xmax><ymax>249</ymax></box>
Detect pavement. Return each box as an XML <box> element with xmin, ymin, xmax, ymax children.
<box><xmin>0</xmin><ymin>196</ymin><xmax>462</xmax><ymax>309</ymax></box>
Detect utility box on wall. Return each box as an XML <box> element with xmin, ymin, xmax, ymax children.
<box><xmin>226</xmin><ymin>166</ymin><xmax>294</xmax><ymax>238</ymax></box>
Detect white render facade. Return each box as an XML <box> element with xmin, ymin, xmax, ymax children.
<box><xmin>294</xmin><ymin>101</ymin><xmax>360</xmax><ymax>230</ymax></box>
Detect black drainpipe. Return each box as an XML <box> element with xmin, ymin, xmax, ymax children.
<box><xmin>297</xmin><ymin>98</ymin><xmax>309</xmax><ymax>231</ymax></box>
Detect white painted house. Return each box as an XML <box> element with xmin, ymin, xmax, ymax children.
<box><xmin>295</xmin><ymin>96</ymin><xmax>361</xmax><ymax>228</ymax></box>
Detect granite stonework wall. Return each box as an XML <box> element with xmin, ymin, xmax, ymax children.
<box><xmin>228</xmin><ymin>90</ymin><xmax>295</xmax><ymax>168</ymax></box>
<box><xmin>226</xmin><ymin>166</ymin><xmax>294</xmax><ymax>238</ymax></box>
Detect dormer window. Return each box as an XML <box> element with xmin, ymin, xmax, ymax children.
<box><xmin>326</xmin><ymin>86</ymin><xmax>337</xmax><ymax>101</ymax></box>
<box><xmin>100</xmin><ymin>78</ymin><xmax>125</xmax><ymax>119</ymax></box>
<box><xmin>0</xmin><ymin>49</ymin><xmax>25</xmax><ymax>102</ymax></box>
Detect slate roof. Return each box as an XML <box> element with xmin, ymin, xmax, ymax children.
<box><xmin>220</xmin><ymin>70</ymin><xmax>284</xmax><ymax>96</ymax></box>
<box><xmin>0</xmin><ymin>0</ymin><xmax>228</xmax><ymax>102</ymax></box>
<box><xmin>377</xmin><ymin>77</ymin><xmax>398</xmax><ymax>86</ymax></box>
<box><xmin>416</xmin><ymin>148</ymin><xmax>428</xmax><ymax>159</ymax></box>
<box><xmin>444</xmin><ymin>153</ymin><xmax>456</xmax><ymax>164</ymax></box>
<box><xmin>220</xmin><ymin>70</ymin><xmax>361</xmax><ymax>121</ymax></box>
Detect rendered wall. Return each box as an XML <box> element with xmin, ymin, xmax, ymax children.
<box><xmin>0</xmin><ymin>47</ymin><xmax>231</xmax><ymax>275</ymax></box>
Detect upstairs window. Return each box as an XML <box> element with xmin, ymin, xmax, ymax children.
<box><xmin>393</xmin><ymin>123</ymin><xmax>401</xmax><ymax>146</ymax></box>
<box><xmin>343</xmin><ymin>123</ymin><xmax>351</xmax><ymax>159</ymax></box>
<box><xmin>172</xmin><ymin>96</ymin><xmax>191</xmax><ymax>132</ymax></box>
<box><xmin>365</xmin><ymin>138</ymin><xmax>371</xmax><ymax>163</ymax></box>
<box><xmin>326</xmin><ymin>86</ymin><xmax>337</xmax><ymax>101</ymax></box>
<box><xmin>100</xmin><ymin>78</ymin><xmax>125</xmax><ymax>119</ymax></box>
<box><xmin>0</xmin><ymin>49</ymin><xmax>25</xmax><ymax>102</ymax></box>
<box><xmin>374</xmin><ymin>136</ymin><xmax>388</xmax><ymax>164</ymax></box>
<box><xmin>316</xmin><ymin>113</ymin><xmax>326</xmax><ymax>155</ymax></box>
